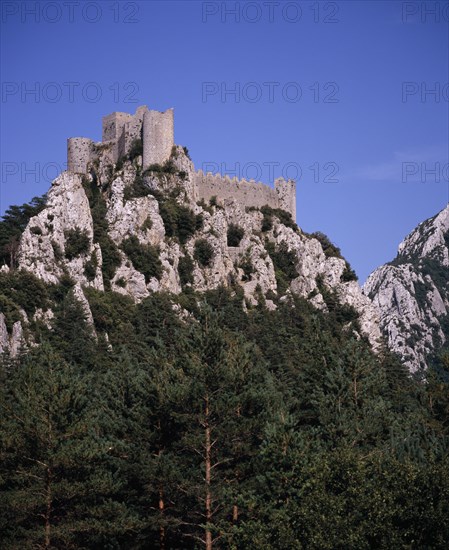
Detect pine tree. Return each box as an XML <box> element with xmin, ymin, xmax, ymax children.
<box><xmin>0</xmin><ymin>344</ymin><xmax>136</xmax><ymax>548</ymax></box>
<box><xmin>162</xmin><ymin>310</ymin><xmax>278</xmax><ymax>548</ymax></box>
<box><xmin>50</xmin><ymin>288</ymin><xmax>96</xmax><ymax>367</ymax></box>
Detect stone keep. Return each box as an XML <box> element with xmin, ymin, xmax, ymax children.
<box><xmin>67</xmin><ymin>137</ymin><xmax>94</xmax><ymax>174</ymax></box>
<box><xmin>67</xmin><ymin>105</ymin><xmax>174</xmax><ymax>173</ymax></box>
<box><xmin>142</xmin><ymin>109</ymin><xmax>174</xmax><ymax>167</ymax></box>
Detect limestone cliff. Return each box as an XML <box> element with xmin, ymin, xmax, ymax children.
<box><xmin>363</xmin><ymin>205</ymin><xmax>449</xmax><ymax>373</ymax></box>
<box><xmin>12</xmin><ymin>147</ymin><xmax>381</xmax><ymax>353</ymax></box>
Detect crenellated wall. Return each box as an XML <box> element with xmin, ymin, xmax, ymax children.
<box><xmin>194</xmin><ymin>171</ymin><xmax>296</xmax><ymax>222</ymax></box>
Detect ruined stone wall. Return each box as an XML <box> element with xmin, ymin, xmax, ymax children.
<box><xmin>102</xmin><ymin>112</ymin><xmax>133</xmax><ymax>162</ymax></box>
<box><xmin>68</xmin><ymin>108</ymin><xmax>148</xmax><ymax>174</ymax></box>
<box><xmin>120</xmin><ymin>105</ymin><xmax>147</xmax><ymax>158</ymax></box>
<box><xmin>275</xmin><ymin>178</ymin><xmax>296</xmax><ymax>222</ymax></box>
<box><xmin>102</xmin><ymin>112</ymin><xmax>133</xmax><ymax>142</ymax></box>
<box><xmin>91</xmin><ymin>141</ymin><xmax>115</xmax><ymax>175</ymax></box>
<box><xmin>142</xmin><ymin>109</ymin><xmax>174</xmax><ymax>168</ymax></box>
<box><xmin>195</xmin><ymin>171</ymin><xmax>279</xmax><ymax>210</ymax></box>
<box><xmin>67</xmin><ymin>137</ymin><xmax>94</xmax><ymax>173</ymax></box>
<box><xmin>194</xmin><ymin>171</ymin><xmax>296</xmax><ymax>221</ymax></box>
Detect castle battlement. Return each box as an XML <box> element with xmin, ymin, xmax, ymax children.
<box><xmin>193</xmin><ymin>170</ymin><xmax>296</xmax><ymax>222</ymax></box>
<box><xmin>67</xmin><ymin>105</ymin><xmax>174</xmax><ymax>174</ymax></box>
<box><xmin>67</xmin><ymin>106</ymin><xmax>296</xmax><ymax>222</ymax></box>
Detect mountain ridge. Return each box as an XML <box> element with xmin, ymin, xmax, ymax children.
<box><xmin>363</xmin><ymin>204</ymin><xmax>449</xmax><ymax>372</ymax></box>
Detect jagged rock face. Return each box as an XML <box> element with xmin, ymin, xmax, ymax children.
<box><xmin>274</xmin><ymin>224</ymin><xmax>382</xmax><ymax>349</ymax></box>
<box><xmin>15</xmin><ymin>150</ymin><xmax>381</xmax><ymax>350</ymax></box>
<box><xmin>0</xmin><ymin>313</ymin><xmax>10</xmax><ymax>354</ymax></box>
<box><xmin>18</xmin><ymin>171</ymin><xmax>103</xmax><ymax>290</ymax></box>
<box><xmin>0</xmin><ymin>313</ymin><xmax>24</xmax><ymax>357</ymax></box>
<box><xmin>363</xmin><ymin>205</ymin><xmax>449</xmax><ymax>372</ymax></box>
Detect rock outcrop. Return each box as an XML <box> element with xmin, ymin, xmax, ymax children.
<box><xmin>0</xmin><ymin>313</ymin><xmax>25</xmax><ymax>357</ymax></box>
<box><xmin>18</xmin><ymin>171</ymin><xmax>103</xmax><ymax>290</ymax></box>
<box><xmin>363</xmin><ymin>205</ymin><xmax>449</xmax><ymax>372</ymax></box>
<box><xmin>10</xmin><ymin>147</ymin><xmax>381</xmax><ymax>350</ymax></box>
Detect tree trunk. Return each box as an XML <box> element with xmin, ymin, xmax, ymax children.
<box><xmin>45</xmin><ymin>405</ymin><xmax>53</xmax><ymax>550</ymax></box>
<box><xmin>156</xmin><ymin>420</ymin><xmax>166</xmax><ymax>550</ymax></box>
<box><xmin>159</xmin><ymin>485</ymin><xmax>165</xmax><ymax>550</ymax></box>
<box><xmin>205</xmin><ymin>395</ymin><xmax>212</xmax><ymax>550</ymax></box>
<box><xmin>233</xmin><ymin>504</ymin><xmax>238</xmax><ymax>522</ymax></box>
<box><xmin>353</xmin><ymin>376</ymin><xmax>358</xmax><ymax>406</ymax></box>
<box><xmin>44</xmin><ymin>467</ymin><xmax>52</xmax><ymax>549</ymax></box>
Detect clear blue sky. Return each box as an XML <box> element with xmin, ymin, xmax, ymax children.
<box><xmin>1</xmin><ymin>0</ymin><xmax>448</xmax><ymax>282</ymax></box>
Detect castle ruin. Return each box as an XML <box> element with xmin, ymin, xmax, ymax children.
<box><xmin>67</xmin><ymin>105</ymin><xmax>174</xmax><ymax>173</ymax></box>
<box><xmin>67</xmin><ymin>106</ymin><xmax>296</xmax><ymax>222</ymax></box>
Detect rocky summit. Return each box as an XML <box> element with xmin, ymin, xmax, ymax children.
<box><xmin>0</xmin><ymin>107</ymin><xmax>382</xmax><ymax>357</ymax></box>
<box><xmin>363</xmin><ymin>204</ymin><xmax>449</xmax><ymax>373</ymax></box>
<box><xmin>4</xmin><ymin>106</ymin><xmax>448</xmax><ymax>372</ymax></box>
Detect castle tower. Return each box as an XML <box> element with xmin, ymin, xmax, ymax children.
<box><xmin>102</xmin><ymin>111</ymin><xmax>134</xmax><ymax>163</ymax></box>
<box><xmin>67</xmin><ymin>137</ymin><xmax>94</xmax><ymax>173</ymax></box>
<box><xmin>142</xmin><ymin>108</ymin><xmax>174</xmax><ymax>168</ymax></box>
<box><xmin>275</xmin><ymin>178</ymin><xmax>297</xmax><ymax>222</ymax></box>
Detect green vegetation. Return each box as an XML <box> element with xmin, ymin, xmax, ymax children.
<box><xmin>310</xmin><ymin>231</ymin><xmax>358</xmax><ymax>282</ymax></box>
<box><xmin>420</xmin><ymin>257</ymin><xmax>448</xmax><ymax>291</ymax></box>
<box><xmin>64</xmin><ymin>228</ymin><xmax>90</xmax><ymax>260</ymax></box>
<box><xmin>159</xmin><ymin>197</ymin><xmax>203</xmax><ymax>244</ymax></box>
<box><xmin>227</xmin><ymin>223</ymin><xmax>244</xmax><ymax>247</ymax></box>
<box><xmin>0</xmin><ymin>285</ymin><xmax>448</xmax><ymax>548</ymax></box>
<box><xmin>183</xmin><ymin>145</ymin><xmax>191</xmax><ymax>160</ymax></box>
<box><xmin>194</xmin><ymin>238</ymin><xmax>214</xmax><ymax>267</ymax></box>
<box><xmin>266</xmin><ymin>240</ymin><xmax>299</xmax><ymax>294</ymax></box>
<box><xmin>316</xmin><ymin>274</ymin><xmax>360</xmax><ymax>325</ymax></box>
<box><xmin>121</xmin><ymin>235</ymin><xmax>162</xmax><ymax>282</ymax></box>
<box><xmin>0</xmin><ymin>195</ymin><xmax>47</xmax><ymax>268</ymax></box>
<box><xmin>84</xmin><ymin>252</ymin><xmax>98</xmax><ymax>281</ymax></box>
<box><xmin>140</xmin><ymin>215</ymin><xmax>153</xmax><ymax>232</ymax></box>
<box><xmin>178</xmin><ymin>254</ymin><xmax>194</xmax><ymax>286</ymax></box>
<box><xmin>128</xmin><ymin>138</ymin><xmax>143</xmax><ymax>160</ymax></box>
<box><xmin>238</xmin><ymin>253</ymin><xmax>254</xmax><ymax>281</ymax></box>
<box><xmin>82</xmin><ymin>177</ymin><xmax>121</xmax><ymax>289</ymax></box>
<box><xmin>0</xmin><ymin>196</ymin><xmax>448</xmax><ymax>549</ymax></box>
<box><xmin>51</xmin><ymin>240</ymin><xmax>63</xmax><ymax>261</ymax></box>
<box><xmin>123</xmin><ymin>172</ymin><xmax>151</xmax><ymax>201</ymax></box>
<box><xmin>115</xmin><ymin>276</ymin><xmax>127</xmax><ymax>288</ymax></box>
<box><xmin>261</xmin><ymin>205</ymin><xmax>297</xmax><ymax>232</ymax></box>
<box><xmin>310</xmin><ymin>230</ymin><xmax>343</xmax><ymax>258</ymax></box>
<box><xmin>116</xmin><ymin>139</ymin><xmax>143</xmax><ymax>171</ymax></box>
<box><xmin>144</xmin><ymin>159</ymin><xmax>177</xmax><ymax>176</ymax></box>
<box><xmin>0</xmin><ymin>294</ymin><xmax>22</xmax><ymax>331</ymax></box>
<box><xmin>197</xmin><ymin>198</ymin><xmax>214</xmax><ymax>215</ymax></box>
<box><xmin>142</xmin><ymin>158</ymin><xmax>189</xmax><ymax>183</ymax></box>
<box><xmin>444</xmin><ymin>229</ymin><xmax>449</xmax><ymax>250</ymax></box>
<box><xmin>84</xmin><ymin>287</ymin><xmax>135</xmax><ymax>343</ymax></box>
<box><xmin>341</xmin><ymin>262</ymin><xmax>358</xmax><ymax>282</ymax></box>
<box><xmin>0</xmin><ymin>270</ymin><xmax>50</xmax><ymax>325</ymax></box>
<box><xmin>122</xmin><ymin>174</ymin><xmax>198</xmax><ymax>244</ymax></box>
